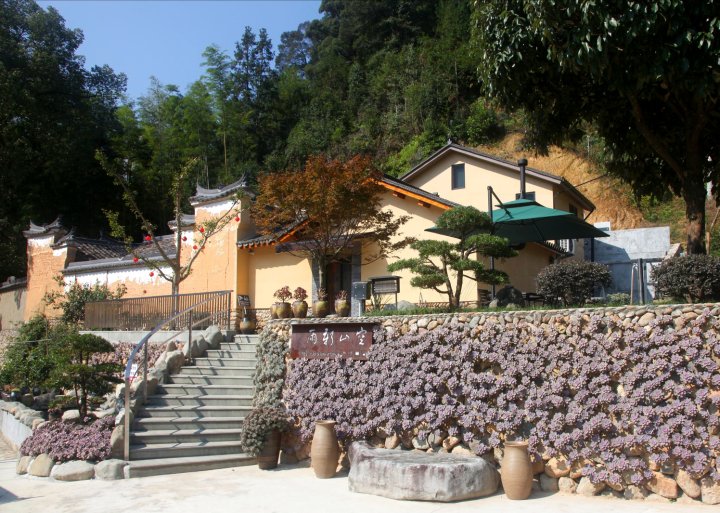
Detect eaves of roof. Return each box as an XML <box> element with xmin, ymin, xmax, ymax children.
<box><xmin>400</xmin><ymin>143</ymin><xmax>595</xmax><ymax>212</ymax></box>
<box><xmin>379</xmin><ymin>175</ymin><xmax>458</xmax><ymax>210</ymax></box>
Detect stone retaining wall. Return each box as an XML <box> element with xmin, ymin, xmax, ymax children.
<box><xmin>263</xmin><ymin>303</ymin><xmax>720</xmax><ymax>505</ymax></box>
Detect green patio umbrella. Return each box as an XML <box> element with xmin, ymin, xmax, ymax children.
<box><xmin>426</xmin><ymin>198</ymin><xmax>608</xmax><ymax>245</ymax></box>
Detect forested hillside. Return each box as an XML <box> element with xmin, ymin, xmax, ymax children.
<box><xmin>1</xmin><ymin>0</ymin><xmax>714</xmax><ymax>281</ymax></box>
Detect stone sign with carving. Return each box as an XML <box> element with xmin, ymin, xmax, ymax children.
<box><xmin>290</xmin><ymin>322</ymin><xmax>376</xmax><ymax>359</ymax></box>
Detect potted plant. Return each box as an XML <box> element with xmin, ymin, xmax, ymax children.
<box><xmin>238</xmin><ymin>306</ymin><xmax>256</xmax><ymax>334</ymax></box>
<box><xmin>273</xmin><ymin>286</ymin><xmax>293</xmax><ymax>319</ymax></box>
<box><xmin>313</xmin><ymin>288</ymin><xmax>330</xmax><ymax>318</ymax></box>
<box><xmin>240</xmin><ymin>406</ymin><xmax>292</xmax><ymax>470</ymax></box>
<box><xmin>292</xmin><ymin>287</ymin><xmax>308</xmax><ymax>318</ymax></box>
<box><xmin>335</xmin><ymin>290</ymin><xmax>350</xmax><ymax>317</ymax></box>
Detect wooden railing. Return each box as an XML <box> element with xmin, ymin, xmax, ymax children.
<box><xmin>85</xmin><ymin>290</ymin><xmax>232</xmax><ymax>331</ymax></box>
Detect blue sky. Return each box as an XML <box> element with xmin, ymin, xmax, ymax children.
<box><xmin>38</xmin><ymin>1</ymin><xmax>322</xmax><ymax>101</ymax></box>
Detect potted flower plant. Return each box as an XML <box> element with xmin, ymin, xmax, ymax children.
<box><xmin>335</xmin><ymin>290</ymin><xmax>350</xmax><ymax>317</ymax></box>
<box><xmin>273</xmin><ymin>286</ymin><xmax>293</xmax><ymax>319</ymax></box>
<box><xmin>292</xmin><ymin>287</ymin><xmax>308</xmax><ymax>318</ymax></box>
<box><xmin>313</xmin><ymin>288</ymin><xmax>330</xmax><ymax>318</ymax></box>
<box><xmin>239</xmin><ymin>406</ymin><xmax>292</xmax><ymax>470</ymax></box>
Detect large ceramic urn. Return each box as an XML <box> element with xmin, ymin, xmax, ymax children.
<box><xmin>257</xmin><ymin>430</ymin><xmax>281</xmax><ymax>470</ymax></box>
<box><xmin>501</xmin><ymin>441</ymin><xmax>533</xmax><ymax>499</ymax></box>
<box><xmin>310</xmin><ymin>420</ymin><xmax>339</xmax><ymax>478</ymax></box>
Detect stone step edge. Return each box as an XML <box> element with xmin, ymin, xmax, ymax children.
<box><xmin>130</xmin><ymin>440</ymin><xmax>244</xmax><ymax>451</ymax></box>
<box><xmin>125</xmin><ymin>453</ymin><xmax>256</xmax><ymax>478</ymax></box>
<box><xmin>131</xmin><ymin>428</ymin><xmax>243</xmax><ymax>437</ymax></box>
<box><xmin>146</xmin><ymin>394</ymin><xmax>254</xmax><ymax>400</ymax></box>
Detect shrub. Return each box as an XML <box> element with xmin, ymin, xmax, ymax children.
<box><xmin>536</xmin><ymin>260</ymin><xmax>611</xmax><ymax>306</ymax></box>
<box><xmin>273</xmin><ymin>286</ymin><xmax>292</xmax><ymax>302</ymax></box>
<box><xmin>0</xmin><ymin>316</ymin><xmax>62</xmax><ymax>391</ymax></box>
<box><xmin>20</xmin><ymin>416</ymin><xmax>115</xmax><ymax>462</ymax></box>
<box><xmin>239</xmin><ymin>406</ymin><xmax>291</xmax><ymax>456</ymax></box>
<box><xmin>606</xmin><ymin>293</ymin><xmax>631</xmax><ymax>306</ymax></box>
<box><xmin>293</xmin><ymin>287</ymin><xmax>308</xmax><ymax>302</ymax></box>
<box><xmin>651</xmin><ymin>255</ymin><xmax>720</xmax><ymax>303</ymax></box>
<box><xmin>463</xmin><ymin>99</ymin><xmax>504</xmax><ymax>145</ymax></box>
<box><xmin>252</xmin><ymin>329</ymin><xmax>288</xmax><ymax>408</ymax></box>
<box><xmin>44</xmin><ymin>276</ymin><xmax>125</xmax><ymax>324</ymax></box>
<box><xmin>284</xmin><ymin>312</ymin><xmax>720</xmax><ymax>485</ymax></box>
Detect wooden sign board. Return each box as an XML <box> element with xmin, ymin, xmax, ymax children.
<box><xmin>237</xmin><ymin>295</ymin><xmax>251</xmax><ymax>307</ymax></box>
<box><xmin>290</xmin><ymin>322</ymin><xmax>376</xmax><ymax>360</ymax></box>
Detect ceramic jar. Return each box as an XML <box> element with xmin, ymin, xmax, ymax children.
<box><xmin>257</xmin><ymin>430</ymin><xmax>281</xmax><ymax>470</ymax></box>
<box><xmin>501</xmin><ymin>441</ymin><xmax>533</xmax><ymax>499</ymax></box>
<box><xmin>292</xmin><ymin>300</ymin><xmax>308</xmax><ymax>318</ymax></box>
<box><xmin>310</xmin><ymin>420</ymin><xmax>339</xmax><ymax>478</ymax></box>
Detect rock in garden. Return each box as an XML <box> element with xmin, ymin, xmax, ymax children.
<box><xmin>646</xmin><ymin>472</ymin><xmax>678</xmax><ymax>499</ymax></box>
<box><xmin>166</xmin><ymin>340</ymin><xmax>177</xmax><ymax>352</ymax></box>
<box><xmin>396</xmin><ymin>300</ymin><xmax>415</xmax><ymax>311</ymax></box>
<box><xmin>645</xmin><ymin>493</ymin><xmax>670</xmax><ymax>503</ymax></box>
<box><xmin>451</xmin><ymin>445</ymin><xmax>473</xmax><ymax>456</ymax></box>
<box><xmin>62</xmin><ymin>409</ymin><xmax>81</xmax><ymax>422</ymax></box>
<box><xmin>701</xmin><ymin>476</ymin><xmax>720</xmax><ymax>505</ymax></box>
<box><xmin>51</xmin><ymin>460</ymin><xmax>95</xmax><ymax>481</ymax></box>
<box><xmin>16</xmin><ymin>456</ymin><xmax>31</xmax><ymax>475</ymax></box>
<box><xmin>675</xmin><ymin>469</ymin><xmax>701</xmax><ymax>499</ymax></box>
<box><xmin>28</xmin><ymin>453</ymin><xmax>54</xmax><ymax>477</ymax></box>
<box><xmin>412</xmin><ymin>436</ymin><xmax>430</xmax><ymax>450</ymax></box>
<box><xmin>95</xmin><ymin>459</ymin><xmax>127</xmax><ymax>480</ymax></box>
<box><xmin>165</xmin><ymin>350</ymin><xmax>184</xmax><ymax>374</ymax></box>
<box><xmin>558</xmin><ymin>477</ymin><xmax>577</xmax><ymax>494</ymax></box>
<box><xmin>544</xmin><ymin>457</ymin><xmax>570</xmax><ymax>478</ymax></box>
<box><xmin>203</xmin><ymin>325</ymin><xmax>223</xmax><ymax>349</ymax></box>
<box><xmin>32</xmin><ymin>418</ymin><xmax>45</xmax><ymax>429</ymax></box>
<box><xmin>110</xmin><ymin>425</ymin><xmax>125</xmax><ymax>459</ymax></box>
<box><xmin>540</xmin><ymin>474</ymin><xmax>559</xmax><ymax>492</ymax></box>
<box><xmin>531</xmin><ymin>457</ymin><xmax>545</xmax><ymax>475</ymax></box>
<box><xmin>576</xmin><ymin>477</ymin><xmax>606</xmax><ymax>496</ymax></box>
<box><xmin>442</xmin><ymin>436</ymin><xmax>460</xmax><ymax>451</ymax></box>
<box><xmin>348</xmin><ymin>442</ymin><xmax>498</xmax><ymax>502</ymax></box>
<box><xmin>385</xmin><ymin>435</ymin><xmax>400</xmax><ymax>450</ymax></box>
<box><xmin>623</xmin><ymin>485</ymin><xmax>649</xmax><ymax>500</ymax></box>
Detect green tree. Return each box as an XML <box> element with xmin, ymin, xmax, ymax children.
<box><xmin>43</xmin><ymin>276</ymin><xmax>126</xmax><ymax>324</ymax></box>
<box><xmin>473</xmin><ymin>0</ymin><xmax>720</xmax><ymax>254</ymax></box>
<box><xmin>0</xmin><ymin>0</ymin><xmax>126</xmax><ymax>280</ymax></box>
<box><xmin>388</xmin><ymin>206</ymin><xmax>516</xmax><ymax>308</ymax></box>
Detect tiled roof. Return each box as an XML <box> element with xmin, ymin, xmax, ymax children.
<box><xmin>380</xmin><ymin>175</ymin><xmax>459</xmax><ymax>208</ymax></box>
<box><xmin>54</xmin><ymin>229</ymin><xmax>127</xmax><ymax>261</ymax></box>
<box><xmin>23</xmin><ymin>217</ymin><xmax>65</xmax><ymax>238</ymax></box>
<box><xmin>237</xmin><ymin>217</ymin><xmax>307</xmax><ymax>249</ymax></box>
<box><xmin>0</xmin><ymin>276</ymin><xmax>26</xmax><ymax>291</ymax></box>
<box><xmin>65</xmin><ymin>236</ymin><xmax>177</xmax><ymax>273</ymax></box>
<box><xmin>190</xmin><ymin>177</ymin><xmax>252</xmax><ymax>205</ymax></box>
<box><xmin>167</xmin><ymin>214</ymin><xmax>195</xmax><ymax>230</ymax></box>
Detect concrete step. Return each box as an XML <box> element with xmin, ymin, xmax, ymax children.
<box><xmin>156</xmin><ymin>384</ymin><xmax>255</xmax><ymax>396</ymax></box>
<box><xmin>206</xmin><ymin>349</ymin><xmax>256</xmax><ymax>358</ymax></box>
<box><xmin>134</xmin><ymin>416</ymin><xmax>244</xmax><ymax>431</ymax></box>
<box><xmin>169</xmin><ymin>375</ymin><xmax>254</xmax><ymax>386</ymax></box>
<box><xmin>126</xmin><ymin>453</ymin><xmax>255</xmax><ymax>478</ymax></box>
<box><xmin>129</xmin><ymin>440</ymin><xmax>246</xmax><ymax>460</ymax></box>
<box><xmin>194</xmin><ymin>357</ymin><xmax>257</xmax><ymax>367</ymax></box>
<box><xmin>145</xmin><ymin>394</ymin><xmax>253</xmax><ymax>407</ymax></box>
<box><xmin>180</xmin><ymin>365</ymin><xmax>256</xmax><ymax>377</ymax></box>
<box><xmin>233</xmin><ymin>335</ymin><xmax>259</xmax><ymax>344</ymax></box>
<box><xmin>137</xmin><ymin>405</ymin><xmax>252</xmax><ymax>418</ymax></box>
<box><xmin>220</xmin><ymin>342</ymin><xmax>257</xmax><ymax>352</ymax></box>
<box><xmin>131</xmin><ymin>428</ymin><xmax>243</xmax><ymax>444</ymax></box>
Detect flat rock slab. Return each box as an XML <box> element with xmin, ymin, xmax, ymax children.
<box><xmin>51</xmin><ymin>460</ymin><xmax>95</xmax><ymax>481</ymax></box>
<box><xmin>348</xmin><ymin>442</ymin><xmax>499</xmax><ymax>502</ymax></box>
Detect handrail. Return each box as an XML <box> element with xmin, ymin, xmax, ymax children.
<box><xmin>123</xmin><ymin>290</ymin><xmax>231</xmax><ymax>461</ymax></box>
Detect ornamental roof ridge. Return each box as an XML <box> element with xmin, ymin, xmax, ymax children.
<box><xmin>190</xmin><ymin>176</ymin><xmax>253</xmax><ymax>205</ymax></box>
<box><xmin>23</xmin><ymin>216</ymin><xmax>66</xmax><ymax>238</ymax></box>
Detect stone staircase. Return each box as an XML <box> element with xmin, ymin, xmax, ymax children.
<box><xmin>125</xmin><ymin>334</ymin><xmax>259</xmax><ymax>478</ymax></box>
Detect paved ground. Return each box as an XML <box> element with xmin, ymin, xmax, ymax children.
<box><xmin>0</xmin><ymin>435</ymin><xmax>710</xmax><ymax>513</ymax></box>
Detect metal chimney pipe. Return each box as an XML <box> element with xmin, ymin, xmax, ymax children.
<box><xmin>518</xmin><ymin>158</ymin><xmax>528</xmax><ymax>199</ymax></box>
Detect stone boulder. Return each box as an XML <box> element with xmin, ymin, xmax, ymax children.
<box><xmin>51</xmin><ymin>460</ymin><xmax>95</xmax><ymax>481</ymax></box>
<box><xmin>95</xmin><ymin>459</ymin><xmax>127</xmax><ymax>480</ymax></box>
<box><xmin>348</xmin><ymin>442</ymin><xmax>499</xmax><ymax>502</ymax></box>
<box><xmin>62</xmin><ymin>409</ymin><xmax>81</xmax><ymax>422</ymax></box>
<box><xmin>495</xmin><ymin>285</ymin><xmax>525</xmax><ymax>307</ymax></box>
<box><xmin>110</xmin><ymin>424</ymin><xmax>125</xmax><ymax>459</ymax></box>
<box><xmin>28</xmin><ymin>453</ymin><xmax>54</xmax><ymax>477</ymax></box>
<box><xmin>165</xmin><ymin>350</ymin><xmax>184</xmax><ymax>375</ymax></box>
<box><xmin>576</xmin><ymin>477</ymin><xmax>605</xmax><ymax>496</ymax></box>
<box><xmin>701</xmin><ymin>476</ymin><xmax>720</xmax><ymax>505</ymax></box>
<box><xmin>203</xmin><ymin>325</ymin><xmax>224</xmax><ymax>349</ymax></box>
<box><xmin>16</xmin><ymin>456</ymin><xmax>31</xmax><ymax>475</ymax></box>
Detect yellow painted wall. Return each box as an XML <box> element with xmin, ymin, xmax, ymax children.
<box><xmin>24</xmin><ymin>236</ymin><xmax>68</xmax><ymax>320</ymax></box>
<box><xmin>246</xmin><ymin>245</ymin><xmax>312</xmax><ymax>308</ymax></box>
<box><xmin>0</xmin><ymin>286</ymin><xmax>26</xmax><ymax>329</ymax></box>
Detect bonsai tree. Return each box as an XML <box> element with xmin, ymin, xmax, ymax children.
<box><xmin>388</xmin><ymin>206</ymin><xmax>516</xmax><ymax>308</ymax></box>
<box><xmin>252</xmin><ymin>155</ymin><xmax>412</xmax><ymax>292</ymax></box>
<box><xmin>47</xmin><ymin>331</ymin><xmax>122</xmax><ymax>419</ymax></box>
<box><xmin>239</xmin><ymin>406</ymin><xmax>292</xmax><ymax>456</ymax></box>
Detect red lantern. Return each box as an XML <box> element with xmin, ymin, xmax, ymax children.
<box><xmin>144</xmin><ymin>234</ymin><xmax>151</xmax><ymax>242</ymax></box>
<box><xmin>133</xmin><ymin>257</ymin><xmax>139</xmax><ymax>263</ymax></box>
<box><xmin>199</xmin><ymin>226</ymin><xmax>205</xmax><ymax>233</ymax></box>
<box><xmin>234</xmin><ymin>216</ymin><xmax>240</xmax><ymax>222</ymax></box>
<box><xmin>193</xmin><ymin>245</ymin><xmax>198</xmax><ymax>250</ymax></box>
<box><xmin>149</xmin><ymin>271</ymin><xmax>154</xmax><ymax>277</ymax></box>
<box><xmin>143</xmin><ymin>289</ymin><xmax>147</xmax><ymax>294</ymax></box>
<box><xmin>182</xmin><ymin>236</ymin><xmax>187</xmax><ymax>241</ymax></box>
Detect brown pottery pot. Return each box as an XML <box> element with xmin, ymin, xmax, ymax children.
<box><xmin>313</xmin><ymin>300</ymin><xmax>330</xmax><ymax>318</ymax></box>
<box><xmin>269</xmin><ymin>304</ymin><xmax>278</xmax><ymax>319</ymax></box>
<box><xmin>334</xmin><ymin>299</ymin><xmax>350</xmax><ymax>317</ymax></box>
<box><xmin>310</xmin><ymin>420</ymin><xmax>339</xmax><ymax>478</ymax></box>
<box><xmin>257</xmin><ymin>430</ymin><xmax>281</xmax><ymax>470</ymax></box>
<box><xmin>292</xmin><ymin>300</ymin><xmax>308</xmax><ymax>318</ymax></box>
<box><xmin>275</xmin><ymin>302</ymin><xmax>293</xmax><ymax>319</ymax></box>
<box><xmin>501</xmin><ymin>441</ymin><xmax>533</xmax><ymax>500</ymax></box>
<box><xmin>238</xmin><ymin>317</ymin><xmax>256</xmax><ymax>334</ymax></box>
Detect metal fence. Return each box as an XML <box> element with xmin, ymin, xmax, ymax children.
<box><xmin>84</xmin><ymin>290</ymin><xmax>232</xmax><ymax>331</ymax></box>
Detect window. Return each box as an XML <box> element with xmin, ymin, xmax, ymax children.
<box><xmin>451</xmin><ymin>164</ymin><xmax>465</xmax><ymax>189</ymax></box>
<box><xmin>559</xmin><ymin>238</ymin><xmax>575</xmax><ymax>254</ymax></box>
<box><xmin>515</xmin><ymin>191</ymin><xmax>536</xmax><ymax>200</ymax></box>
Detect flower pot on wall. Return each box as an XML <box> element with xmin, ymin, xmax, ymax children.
<box><xmin>334</xmin><ymin>299</ymin><xmax>350</xmax><ymax>317</ymax></box>
<box><xmin>313</xmin><ymin>300</ymin><xmax>330</xmax><ymax>318</ymax></box>
<box><xmin>270</xmin><ymin>304</ymin><xmax>279</xmax><ymax>319</ymax></box>
<box><xmin>310</xmin><ymin>420</ymin><xmax>339</xmax><ymax>478</ymax></box>
<box><xmin>292</xmin><ymin>300</ymin><xmax>308</xmax><ymax>318</ymax></box>
<box><xmin>257</xmin><ymin>430</ymin><xmax>281</xmax><ymax>470</ymax></box>
<box><xmin>276</xmin><ymin>302</ymin><xmax>292</xmax><ymax>319</ymax></box>
<box><xmin>501</xmin><ymin>441</ymin><xmax>533</xmax><ymax>500</ymax></box>
<box><xmin>238</xmin><ymin>317</ymin><xmax>256</xmax><ymax>334</ymax></box>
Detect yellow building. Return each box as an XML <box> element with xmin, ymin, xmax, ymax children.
<box><xmin>17</xmin><ymin>143</ymin><xmax>597</xmax><ymax>320</ymax></box>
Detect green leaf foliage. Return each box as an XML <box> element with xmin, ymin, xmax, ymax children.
<box><xmin>536</xmin><ymin>261</ymin><xmax>612</xmax><ymax>307</ymax></box>
<box><xmin>651</xmin><ymin>255</ymin><xmax>720</xmax><ymax>303</ymax></box>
